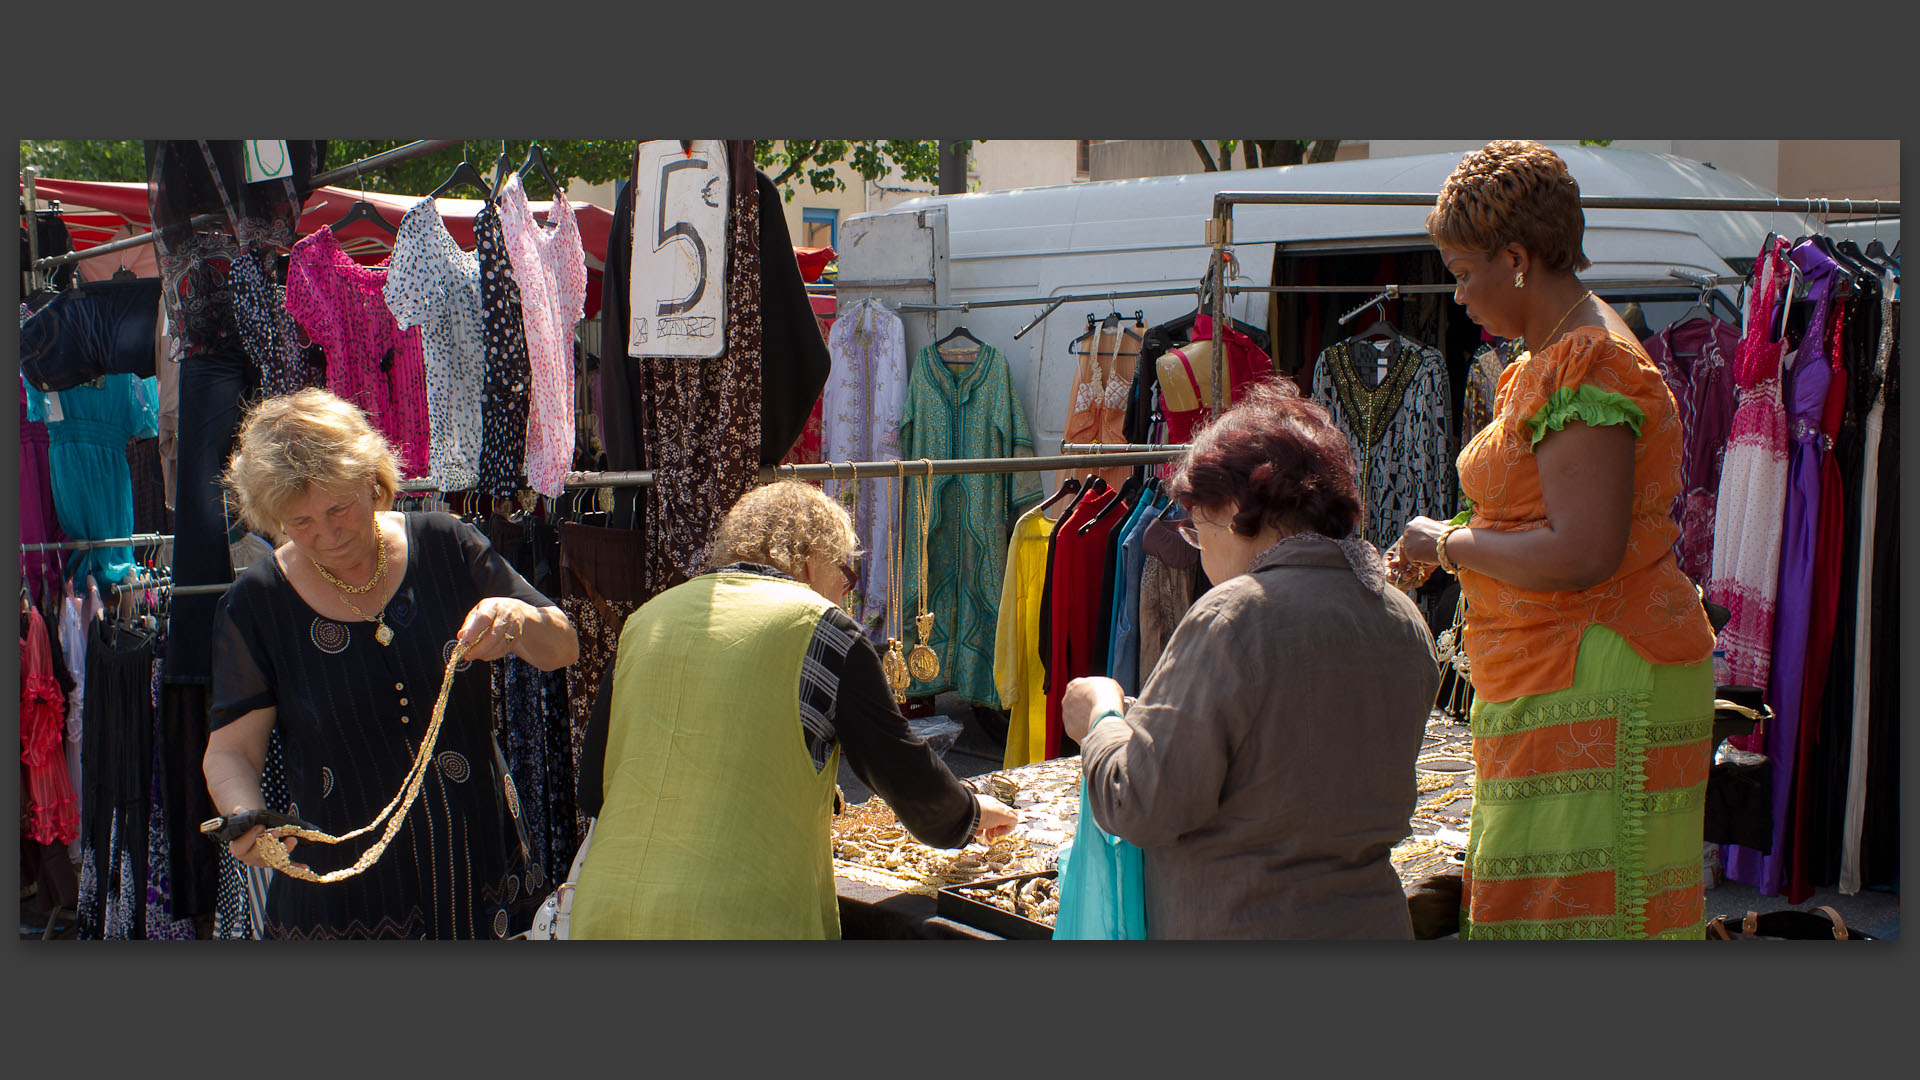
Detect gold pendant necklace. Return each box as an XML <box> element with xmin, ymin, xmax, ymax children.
<box><xmin>907</xmin><ymin>460</ymin><xmax>941</xmax><ymax>683</ymax></box>
<box><xmin>880</xmin><ymin>470</ymin><xmax>910</xmax><ymax>700</ymax></box>
<box><xmin>324</xmin><ymin>526</ymin><xmax>395</xmax><ymax>645</ymax></box>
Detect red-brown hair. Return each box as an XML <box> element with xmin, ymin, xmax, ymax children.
<box><xmin>1167</xmin><ymin>378</ymin><xmax>1362</xmax><ymax>538</ymax></box>
<box><xmin>1425</xmin><ymin>140</ymin><xmax>1592</xmax><ymax>273</ymax></box>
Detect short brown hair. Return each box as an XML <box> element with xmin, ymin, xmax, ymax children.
<box><xmin>1426</xmin><ymin>140</ymin><xmax>1592</xmax><ymax>273</ymax></box>
<box><xmin>222</xmin><ymin>388</ymin><xmax>400</xmax><ymax>537</ymax></box>
<box><xmin>705</xmin><ymin>481</ymin><xmax>861</xmax><ymax>578</ymax></box>
<box><xmin>1167</xmin><ymin>378</ymin><xmax>1363</xmax><ymax>539</ymax></box>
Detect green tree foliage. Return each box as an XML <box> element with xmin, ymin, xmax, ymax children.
<box><xmin>19</xmin><ymin>140</ymin><xmax>149</xmax><ymax>182</ymax></box>
<box><xmin>23</xmin><ymin>139</ymin><xmax>975</xmax><ymax>204</ymax></box>
<box><xmin>1190</xmin><ymin>140</ymin><xmax>1342</xmax><ymax>171</ymax></box>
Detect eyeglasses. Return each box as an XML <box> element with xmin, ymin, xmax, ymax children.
<box><xmin>1176</xmin><ymin>519</ymin><xmax>1201</xmax><ymax>544</ymax></box>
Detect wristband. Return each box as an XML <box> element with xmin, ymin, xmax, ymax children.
<box><xmin>1092</xmin><ymin>708</ymin><xmax>1125</xmax><ymax>729</ymax></box>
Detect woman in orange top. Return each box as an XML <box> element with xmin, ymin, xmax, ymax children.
<box><xmin>1390</xmin><ymin>141</ymin><xmax>1716</xmax><ymax>940</ymax></box>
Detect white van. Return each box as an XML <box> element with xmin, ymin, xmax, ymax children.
<box><xmin>837</xmin><ymin>146</ymin><xmax>1815</xmax><ymax>455</ymax></box>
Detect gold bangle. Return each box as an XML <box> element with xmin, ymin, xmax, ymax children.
<box><xmin>1436</xmin><ymin>524</ymin><xmax>1466</xmax><ymax>576</ymax></box>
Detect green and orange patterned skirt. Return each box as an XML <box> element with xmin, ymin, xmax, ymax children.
<box><xmin>1463</xmin><ymin>624</ymin><xmax>1713</xmax><ymax>940</ymax></box>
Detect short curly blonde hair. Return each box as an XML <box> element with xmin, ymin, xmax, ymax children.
<box><xmin>705</xmin><ymin>481</ymin><xmax>861</xmax><ymax>578</ymax></box>
<box><xmin>1426</xmin><ymin>140</ymin><xmax>1592</xmax><ymax>273</ymax></box>
<box><xmin>222</xmin><ymin>388</ymin><xmax>401</xmax><ymax>538</ymax></box>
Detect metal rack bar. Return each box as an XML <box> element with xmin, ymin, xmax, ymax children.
<box><xmin>1207</xmin><ymin>191</ymin><xmax>1899</xmax><ymax>215</ymax></box>
<box><xmin>20</xmin><ymin>534</ymin><xmax>173</xmax><ymax>553</ymax></box>
<box><xmin>1060</xmin><ymin>443</ymin><xmax>1192</xmax><ymax>454</ymax></box>
<box><xmin>29</xmin><ymin>139</ymin><xmax>462</xmax><ymax>271</ymax></box>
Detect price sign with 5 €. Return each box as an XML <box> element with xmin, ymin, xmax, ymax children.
<box><xmin>629</xmin><ymin>140</ymin><xmax>729</xmax><ymax>359</ymax></box>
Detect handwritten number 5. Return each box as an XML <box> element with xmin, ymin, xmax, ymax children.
<box><xmin>655</xmin><ymin>157</ymin><xmax>709</xmax><ymax>316</ymax></box>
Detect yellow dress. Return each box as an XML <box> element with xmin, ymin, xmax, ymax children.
<box><xmin>994</xmin><ymin>505</ymin><xmax>1057</xmax><ymax>768</ymax></box>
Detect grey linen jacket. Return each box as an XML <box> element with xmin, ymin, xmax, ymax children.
<box><xmin>1080</xmin><ymin>535</ymin><xmax>1439</xmax><ymax>939</ymax></box>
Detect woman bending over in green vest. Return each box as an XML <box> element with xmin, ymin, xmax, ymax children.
<box><xmin>570</xmin><ymin>481</ymin><xmax>1018</xmax><ymax>939</ymax></box>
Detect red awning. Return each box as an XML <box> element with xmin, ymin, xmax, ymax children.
<box><xmin>793</xmin><ymin>246</ymin><xmax>835</xmax><ymax>284</ymax></box>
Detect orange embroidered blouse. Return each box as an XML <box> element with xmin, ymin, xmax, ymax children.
<box><xmin>1456</xmin><ymin>326</ymin><xmax>1715</xmax><ymax>702</ymax></box>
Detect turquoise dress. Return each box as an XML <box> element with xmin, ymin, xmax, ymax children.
<box><xmin>24</xmin><ymin>373</ymin><xmax>159</xmax><ymax>587</ymax></box>
<box><xmin>899</xmin><ymin>343</ymin><xmax>1043</xmax><ymax>706</ymax></box>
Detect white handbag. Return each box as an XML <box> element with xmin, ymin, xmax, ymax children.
<box><xmin>518</xmin><ymin>817</ymin><xmax>595</xmax><ymax>940</ymax></box>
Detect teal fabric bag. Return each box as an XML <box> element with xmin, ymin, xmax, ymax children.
<box><xmin>1053</xmin><ymin>776</ymin><xmax>1147</xmax><ymax>939</ymax></box>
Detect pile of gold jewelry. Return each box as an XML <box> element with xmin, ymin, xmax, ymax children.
<box><xmin>831</xmin><ymin>796</ymin><xmax>1046</xmax><ymax>894</ymax></box>
<box><xmin>948</xmin><ymin>874</ymin><xmax>1060</xmax><ymax>926</ymax></box>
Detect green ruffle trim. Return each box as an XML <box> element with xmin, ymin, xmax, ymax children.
<box><xmin>1525</xmin><ymin>384</ymin><xmax>1647</xmax><ymax>448</ymax></box>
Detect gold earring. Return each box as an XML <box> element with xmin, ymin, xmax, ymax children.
<box><xmin>1513</xmin><ymin>271</ymin><xmax>1525</xmax><ymax>289</ymax></box>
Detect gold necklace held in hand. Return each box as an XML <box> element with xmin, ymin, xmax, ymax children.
<box><xmin>321</xmin><ymin>526</ymin><xmax>395</xmax><ymax>645</ymax></box>
<box><xmin>881</xmin><ymin>470</ymin><xmax>910</xmax><ymax>700</ymax></box>
<box><xmin>907</xmin><ymin>460</ymin><xmax>940</xmax><ymax>683</ymax></box>
<box><xmin>255</xmin><ymin>639</ymin><xmax>470</xmax><ymax>882</ymax></box>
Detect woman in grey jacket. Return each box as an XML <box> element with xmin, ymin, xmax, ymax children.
<box><xmin>1063</xmin><ymin>379</ymin><xmax>1438</xmax><ymax>939</ymax></box>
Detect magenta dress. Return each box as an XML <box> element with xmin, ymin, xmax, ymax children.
<box><xmin>1722</xmin><ymin>240</ymin><xmax>1843</xmax><ymax>894</ymax></box>
<box><xmin>285</xmin><ymin>229</ymin><xmax>431</xmax><ymax>478</ymax></box>
<box><xmin>19</xmin><ymin>378</ymin><xmax>68</xmax><ymax>603</ymax></box>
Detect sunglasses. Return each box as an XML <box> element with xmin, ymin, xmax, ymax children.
<box><xmin>839</xmin><ymin>562</ymin><xmax>858</xmax><ymax>591</ymax></box>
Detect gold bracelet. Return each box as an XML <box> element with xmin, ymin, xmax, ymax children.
<box><xmin>1436</xmin><ymin>524</ymin><xmax>1466</xmax><ymax>576</ymax></box>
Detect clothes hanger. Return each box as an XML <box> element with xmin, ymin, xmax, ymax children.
<box><xmin>330</xmin><ymin>174</ymin><xmax>397</xmax><ymax>237</ymax></box>
<box><xmin>517</xmin><ymin>143</ymin><xmax>563</xmax><ymax>199</ymax></box>
<box><xmin>431</xmin><ymin>145</ymin><xmax>495</xmax><ymax>202</ymax></box>
<box><xmin>489</xmin><ymin>141</ymin><xmax>514</xmax><ymax>201</ymax></box>
<box><xmin>934</xmin><ymin>322</ymin><xmax>983</xmax><ymax>363</ymax></box>
<box><xmin>1056</xmin><ymin>474</ymin><xmax>1107</xmax><ymax>523</ymax></box>
<box><xmin>1080</xmin><ymin>473</ymin><xmax>1142</xmax><ymax>534</ymax></box>
<box><xmin>1037</xmin><ymin>474</ymin><xmax>1081</xmax><ymax>515</ymax></box>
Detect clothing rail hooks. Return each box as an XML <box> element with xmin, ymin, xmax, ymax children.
<box><xmin>20</xmin><ymin>533</ymin><xmax>174</xmax><ymax>554</ymax></box>
<box><xmin>29</xmin><ymin>140</ymin><xmax>463</xmax><ymax>271</ymax></box>
<box><xmin>1339</xmin><ymin>284</ymin><xmax>1400</xmax><ymax>326</ymax></box>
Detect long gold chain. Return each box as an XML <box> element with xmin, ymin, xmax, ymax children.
<box><xmin>908</xmin><ymin>459</ymin><xmax>940</xmax><ymax>683</ymax></box>
<box><xmin>255</xmin><ymin>639</ymin><xmax>469</xmax><ymax>882</ymax></box>
<box><xmin>1525</xmin><ymin>289</ymin><xmax>1593</xmax><ymax>356</ymax></box>
<box><xmin>880</xmin><ymin>469</ymin><xmax>909</xmax><ymax>699</ymax></box>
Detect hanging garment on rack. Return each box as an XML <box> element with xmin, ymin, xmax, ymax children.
<box><xmin>21</xmin><ymin>607</ymin><xmax>79</xmax><ymax>847</ymax></box>
<box><xmin>1723</xmin><ymin>240</ymin><xmax>1845</xmax><ymax>896</ymax></box>
<box><xmin>386</xmin><ymin>198</ymin><xmax>487</xmax><ymax>492</ymax></box>
<box><xmin>900</xmin><ymin>340</ymin><xmax>1045</xmax><ymax>706</ymax></box>
<box><xmin>59</xmin><ymin>578</ymin><xmax>100</xmax><ymax>819</ymax></box>
<box><xmin>285</xmin><ymin>228</ymin><xmax>431</xmax><ymax>478</ymax></box>
<box><xmin>1123</xmin><ymin>311</ymin><xmax>1271</xmax><ymax>446</ymax></box>
<box><xmin>1852</xmin><ymin>304</ymin><xmax>1898</xmax><ymax>890</ymax></box>
<box><xmin>498</xmin><ymin>174</ymin><xmax>588</xmax><ymax>500</ymax></box>
<box><xmin>17</xmin><ymin>278</ymin><xmax>163</xmax><ymax>392</ymax></box>
<box><xmin>1063</xmin><ymin>326</ymin><xmax>1141</xmax><ymax>490</ymax></box>
<box><xmin>127</xmin><ymin>435</ymin><xmax>171</xmax><ymax>539</ymax></box>
<box><xmin>158</xmin><ymin>682</ymin><xmax>221</xmax><ymax>918</ymax></box>
<box><xmin>1136</xmin><ymin>510</ymin><xmax>1204</xmax><ymax>690</ymax></box>
<box><xmin>1707</xmin><ymin>236</ymin><xmax>1795</xmax><ymax>690</ymax></box>
<box><xmin>24</xmin><ymin>373</ymin><xmax>159</xmax><ymax>587</ymax></box>
<box><xmin>1841</xmin><ymin>284</ymin><xmax>1897</xmax><ymax>894</ymax></box>
<box><xmin>1644</xmin><ymin>317</ymin><xmax>1741</xmax><ymax>584</ymax></box>
<box><xmin>1042</xmin><ymin>485</ymin><xmax>1122</xmax><ymax>758</ymax></box>
<box><xmin>488</xmin><ymin>513</ymin><xmax>578</xmax><ymax>889</ymax></box>
<box><xmin>472</xmin><ymin>202</ymin><xmax>536</xmax><ymax>497</ymax></box>
<box><xmin>1310</xmin><ymin>334</ymin><xmax>1454</xmax><ymax>547</ymax></box>
<box><xmin>640</xmin><ymin>152</ymin><xmax>767</xmax><ymax>588</ymax></box>
<box><xmin>142</xmin><ymin>650</ymin><xmax>199</xmax><ymax>939</ymax></box>
<box><xmin>1158</xmin><ymin>315</ymin><xmax>1274</xmax><ymax>445</ymax></box>
<box><xmin>993</xmin><ymin>504</ymin><xmax>1058</xmax><ymax>769</ymax></box>
<box><xmin>231</xmin><ymin>245</ymin><xmax>324</xmax><ymax>400</ymax></box>
<box><xmin>823</xmin><ymin>298</ymin><xmax>909</xmax><ymax>640</ymax></box>
<box><xmin>557</xmin><ymin>521</ymin><xmax>650</xmax><ymax>845</ymax></box>
<box><xmin>1459</xmin><ymin>340</ymin><xmax>1515</xmax><ymax>454</ymax></box>
<box><xmin>1107</xmin><ymin>492</ymin><xmax>1166</xmax><ymax>696</ymax></box>
<box><xmin>155</xmin><ymin>297</ymin><xmax>180</xmax><ymax>510</ymax></box>
<box><xmin>76</xmin><ymin>615</ymin><xmax>159</xmax><ymax>939</ymax></box>
<box><xmin>20</xmin><ymin>379</ymin><xmax>69</xmax><ymax>604</ymax></box>
<box><xmin>212</xmin><ymin>728</ymin><xmax>287</xmax><ymax>939</ymax></box>
<box><xmin>166</xmin><ymin>341</ymin><xmax>248</xmax><ymax>683</ymax></box>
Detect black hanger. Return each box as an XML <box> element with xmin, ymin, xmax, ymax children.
<box><xmin>517</xmin><ymin>143</ymin><xmax>562</xmax><ymax>199</ymax></box>
<box><xmin>1056</xmin><ymin>475</ymin><xmax>1107</xmax><ymax>523</ymax></box>
<box><xmin>429</xmin><ymin>159</ymin><xmax>494</xmax><ymax>202</ymax></box>
<box><xmin>934</xmin><ymin>324</ymin><xmax>983</xmax><ymax>363</ymax></box>
<box><xmin>110</xmin><ymin>265</ymin><xmax>139</xmax><ymax>282</ymax></box>
<box><xmin>490</xmin><ymin>142</ymin><xmax>515</xmax><ymax>200</ymax></box>
<box><xmin>1037</xmin><ymin>474</ymin><xmax>1081</xmax><ymax>515</ymax></box>
<box><xmin>330</xmin><ymin>196</ymin><xmax>397</xmax><ymax>236</ymax></box>
<box><xmin>1080</xmin><ymin>474</ymin><xmax>1142</xmax><ymax>534</ymax></box>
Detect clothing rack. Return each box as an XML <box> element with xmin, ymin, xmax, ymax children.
<box><xmin>26</xmin><ymin>140</ymin><xmax>462</xmax><ymax>271</ymax></box>
<box><xmin>1200</xmin><ymin>189</ymin><xmax>1901</xmax><ymax>414</ymax></box>
<box><xmin>1060</xmin><ymin>443</ymin><xmax>1191</xmax><ymax>454</ymax></box>
<box><xmin>20</xmin><ymin>533</ymin><xmax>173</xmax><ymax>553</ymax></box>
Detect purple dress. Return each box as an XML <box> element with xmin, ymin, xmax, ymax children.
<box><xmin>1645</xmin><ymin>317</ymin><xmax>1740</xmax><ymax>584</ymax></box>
<box><xmin>1722</xmin><ymin>241</ymin><xmax>1842</xmax><ymax>894</ymax></box>
<box><xmin>19</xmin><ymin>378</ymin><xmax>69</xmax><ymax>603</ymax></box>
